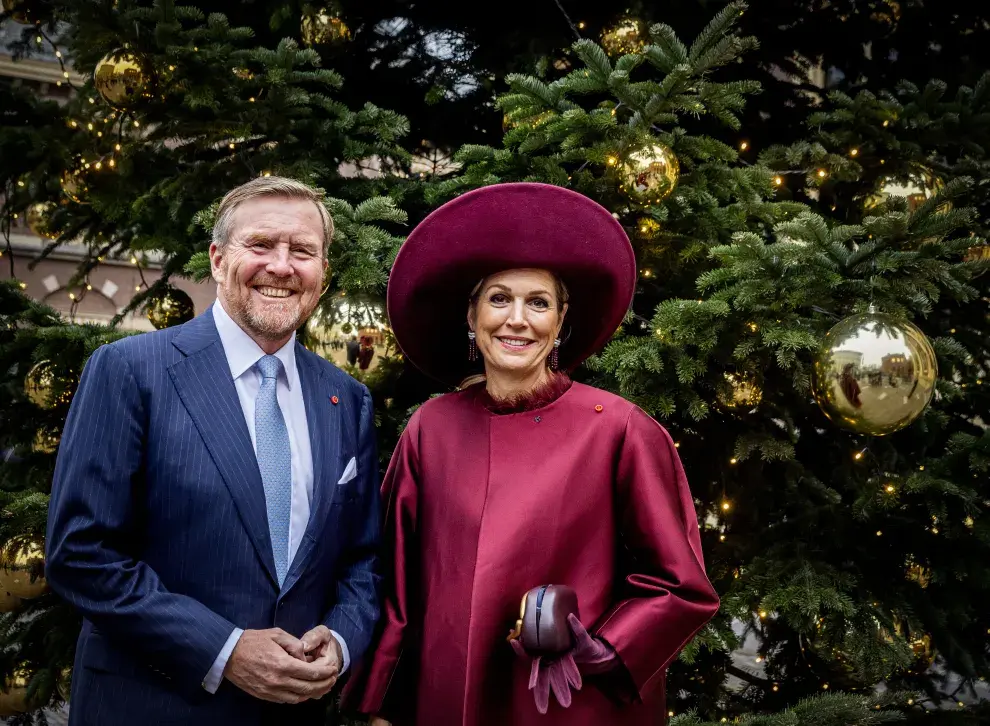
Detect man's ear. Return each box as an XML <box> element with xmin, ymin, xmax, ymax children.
<box><xmin>209</xmin><ymin>242</ymin><xmax>224</xmax><ymax>284</ymax></box>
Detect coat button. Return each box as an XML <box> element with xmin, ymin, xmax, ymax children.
<box><xmin>595</xmin><ymin>405</ymin><xmax>603</xmax><ymax>413</ymax></box>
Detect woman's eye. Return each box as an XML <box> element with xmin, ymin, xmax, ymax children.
<box><xmin>490</xmin><ymin>294</ymin><xmax>509</xmax><ymax>304</ymax></box>
<box><xmin>531</xmin><ymin>298</ymin><xmax>550</xmax><ymax>309</ymax></box>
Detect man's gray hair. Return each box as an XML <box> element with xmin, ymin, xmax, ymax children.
<box><xmin>211</xmin><ymin>176</ymin><xmax>334</xmax><ymax>257</ymax></box>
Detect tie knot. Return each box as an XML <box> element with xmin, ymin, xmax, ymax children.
<box><xmin>256</xmin><ymin>355</ymin><xmax>283</xmax><ymax>381</ymax></box>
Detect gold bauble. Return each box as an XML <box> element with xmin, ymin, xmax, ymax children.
<box><xmin>601</xmin><ymin>18</ymin><xmax>646</xmax><ymax>56</ymax></box>
<box><xmin>0</xmin><ymin>668</ymin><xmax>31</xmax><ymax>717</ymax></box>
<box><xmin>1</xmin><ymin>0</ymin><xmax>42</xmax><ymax>24</ymax></box>
<box><xmin>618</xmin><ymin>142</ymin><xmax>679</xmax><ymax>205</ymax></box>
<box><xmin>94</xmin><ymin>50</ymin><xmax>156</xmax><ymax>110</ymax></box>
<box><xmin>865</xmin><ymin>171</ymin><xmax>944</xmax><ymax>214</ymax></box>
<box><xmin>26</xmin><ymin>202</ymin><xmax>57</xmax><ymax>239</ymax></box>
<box><xmin>811</xmin><ymin>312</ymin><xmax>937</xmax><ymax>435</ymax></box>
<box><xmin>24</xmin><ymin>360</ymin><xmax>56</xmax><ymax>409</ymax></box>
<box><xmin>0</xmin><ymin>588</ymin><xmax>21</xmax><ymax>613</ymax></box>
<box><xmin>717</xmin><ymin>372</ymin><xmax>763</xmax><ymax>411</ymax></box>
<box><xmin>0</xmin><ymin>536</ymin><xmax>47</xmax><ymax>599</ymax></box>
<box><xmin>636</xmin><ymin>217</ymin><xmax>661</xmax><ymax>239</ymax></box>
<box><xmin>301</xmin><ymin>5</ymin><xmax>352</xmax><ymax>47</ymax></box>
<box><xmin>60</xmin><ymin>168</ymin><xmax>88</xmax><ymax>204</ymax></box>
<box><xmin>146</xmin><ymin>287</ymin><xmax>195</xmax><ymax>330</ymax></box>
<box><xmin>906</xmin><ymin>561</ymin><xmax>930</xmax><ymax>588</ymax></box>
<box><xmin>965</xmin><ymin>242</ymin><xmax>990</xmax><ymax>278</ymax></box>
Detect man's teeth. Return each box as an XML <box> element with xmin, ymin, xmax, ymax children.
<box><xmin>256</xmin><ymin>286</ymin><xmax>292</xmax><ymax>298</ymax></box>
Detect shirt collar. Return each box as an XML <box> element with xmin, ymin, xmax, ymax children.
<box><xmin>212</xmin><ymin>299</ymin><xmax>297</xmax><ymax>390</ymax></box>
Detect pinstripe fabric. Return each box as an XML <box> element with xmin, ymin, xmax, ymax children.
<box><xmin>46</xmin><ymin>308</ymin><xmax>382</xmax><ymax>726</ymax></box>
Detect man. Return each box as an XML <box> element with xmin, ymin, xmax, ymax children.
<box><xmin>46</xmin><ymin>177</ymin><xmax>381</xmax><ymax>725</ymax></box>
<box><xmin>346</xmin><ymin>335</ymin><xmax>360</xmax><ymax>366</ymax></box>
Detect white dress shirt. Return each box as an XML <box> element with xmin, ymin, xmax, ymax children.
<box><xmin>203</xmin><ymin>300</ymin><xmax>349</xmax><ymax>693</ymax></box>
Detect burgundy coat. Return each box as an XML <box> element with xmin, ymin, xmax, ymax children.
<box><xmin>346</xmin><ymin>382</ymin><xmax>719</xmax><ymax>726</ymax></box>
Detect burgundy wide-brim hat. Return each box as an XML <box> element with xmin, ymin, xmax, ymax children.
<box><xmin>387</xmin><ymin>182</ymin><xmax>636</xmax><ymax>385</ymax></box>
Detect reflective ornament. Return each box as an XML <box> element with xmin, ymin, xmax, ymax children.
<box><xmin>0</xmin><ymin>536</ymin><xmax>47</xmax><ymax>599</ymax></box>
<box><xmin>636</xmin><ymin>217</ymin><xmax>661</xmax><ymax>239</ymax></box>
<box><xmin>906</xmin><ymin>560</ymin><xmax>930</xmax><ymax>588</ymax></box>
<box><xmin>24</xmin><ymin>360</ymin><xmax>73</xmax><ymax>409</ymax></box>
<box><xmin>601</xmin><ymin>18</ymin><xmax>646</xmax><ymax>56</ymax></box>
<box><xmin>94</xmin><ymin>50</ymin><xmax>156</xmax><ymax>110</ymax></box>
<box><xmin>0</xmin><ymin>667</ymin><xmax>31</xmax><ymax>717</ymax></box>
<box><xmin>60</xmin><ymin>168</ymin><xmax>88</xmax><ymax>204</ymax></box>
<box><xmin>812</xmin><ymin>312</ymin><xmax>937</xmax><ymax>435</ymax></box>
<box><xmin>146</xmin><ymin>287</ymin><xmax>195</xmax><ymax>330</ymax></box>
<box><xmin>865</xmin><ymin>171</ymin><xmax>944</xmax><ymax>214</ymax></box>
<box><xmin>26</xmin><ymin>202</ymin><xmax>57</xmax><ymax>239</ymax></box>
<box><xmin>307</xmin><ymin>295</ymin><xmax>388</xmax><ymax>372</ymax></box>
<box><xmin>301</xmin><ymin>4</ymin><xmax>352</xmax><ymax>47</ymax></box>
<box><xmin>618</xmin><ymin>142</ymin><xmax>679</xmax><ymax>205</ymax></box>
<box><xmin>1</xmin><ymin>0</ymin><xmax>42</xmax><ymax>24</ymax></box>
<box><xmin>965</xmin><ymin>242</ymin><xmax>990</xmax><ymax>278</ymax></box>
<box><xmin>24</xmin><ymin>360</ymin><xmax>57</xmax><ymax>409</ymax></box>
<box><xmin>232</xmin><ymin>67</ymin><xmax>254</xmax><ymax>80</ymax></box>
<box><xmin>717</xmin><ymin>372</ymin><xmax>763</xmax><ymax>411</ymax></box>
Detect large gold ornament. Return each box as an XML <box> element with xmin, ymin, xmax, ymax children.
<box><xmin>601</xmin><ymin>18</ymin><xmax>647</xmax><ymax>56</ymax></box>
<box><xmin>811</xmin><ymin>312</ymin><xmax>937</xmax><ymax>435</ymax></box>
<box><xmin>24</xmin><ymin>360</ymin><xmax>73</xmax><ymax>409</ymax></box>
<box><xmin>26</xmin><ymin>202</ymin><xmax>57</xmax><ymax>239</ymax></box>
<box><xmin>146</xmin><ymin>287</ymin><xmax>195</xmax><ymax>330</ymax></box>
<box><xmin>0</xmin><ymin>536</ymin><xmax>47</xmax><ymax>599</ymax></box>
<box><xmin>306</xmin><ymin>294</ymin><xmax>388</xmax><ymax>372</ymax></box>
<box><xmin>618</xmin><ymin>142</ymin><xmax>679</xmax><ymax>205</ymax></box>
<box><xmin>301</xmin><ymin>4</ymin><xmax>352</xmax><ymax>47</ymax></box>
<box><xmin>0</xmin><ymin>667</ymin><xmax>31</xmax><ymax>717</ymax></box>
<box><xmin>1</xmin><ymin>0</ymin><xmax>43</xmax><ymax>24</ymax></box>
<box><xmin>94</xmin><ymin>50</ymin><xmax>156</xmax><ymax>110</ymax></box>
<box><xmin>60</xmin><ymin>167</ymin><xmax>88</xmax><ymax>204</ymax></box>
<box><xmin>865</xmin><ymin>171</ymin><xmax>944</xmax><ymax>214</ymax></box>
<box><xmin>24</xmin><ymin>360</ymin><xmax>56</xmax><ymax>409</ymax></box>
<box><xmin>717</xmin><ymin>372</ymin><xmax>763</xmax><ymax>411</ymax></box>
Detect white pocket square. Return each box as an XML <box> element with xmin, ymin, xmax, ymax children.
<box><xmin>337</xmin><ymin>456</ymin><xmax>357</xmax><ymax>486</ymax></box>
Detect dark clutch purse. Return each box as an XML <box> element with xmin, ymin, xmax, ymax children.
<box><xmin>506</xmin><ymin>584</ymin><xmax>580</xmax><ymax>655</ymax></box>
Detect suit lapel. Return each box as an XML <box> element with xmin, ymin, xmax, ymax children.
<box><xmin>282</xmin><ymin>346</ymin><xmax>344</xmax><ymax>594</ymax></box>
<box><xmin>168</xmin><ymin>310</ymin><xmax>279</xmax><ymax>589</ymax></box>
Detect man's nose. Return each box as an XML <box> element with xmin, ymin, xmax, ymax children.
<box><xmin>265</xmin><ymin>245</ymin><xmax>293</xmax><ymax>275</ymax></box>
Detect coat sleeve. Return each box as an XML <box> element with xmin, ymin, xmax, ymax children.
<box><xmin>45</xmin><ymin>343</ymin><xmax>236</xmax><ymax>696</ymax></box>
<box><xmin>323</xmin><ymin>386</ymin><xmax>383</xmax><ymax>666</ymax></box>
<box><xmin>593</xmin><ymin>406</ymin><xmax>720</xmax><ymax>700</ymax></box>
<box><xmin>343</xmin><ymin>409</ymin><xmax>421</xmax><ymax>717</ymax></box>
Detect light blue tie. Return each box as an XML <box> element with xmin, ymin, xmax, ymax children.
<box><xmin>255</xmin><ymin>355</ymin><xmax>292</xmax><ymax>587</ymax></box>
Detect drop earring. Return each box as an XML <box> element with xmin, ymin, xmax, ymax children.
<box><xmin>549</xmin><ymin>338</ymin><xmax>561</xmax><ymax>370</ymax></box>
<box><xmin>468</xmin><ymin>331</ymin><xmax>478</xmax><ymax>362</ymax></box>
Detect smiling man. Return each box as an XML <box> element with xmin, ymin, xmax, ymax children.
<box><xmin>46</xmin><ymin>177</ymin><xmax>382</xmax><ymax>726</ymax></box>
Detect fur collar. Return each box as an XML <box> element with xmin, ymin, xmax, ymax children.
<box><xmin>476</xmin><ymin>373</ymin><xmax>573</xmax><ymax>415</ymax></box>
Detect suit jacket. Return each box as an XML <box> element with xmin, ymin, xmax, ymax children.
<box><xmin>46</xmin><ymin>308</ymin><xmax>382</xmax><ymax>726</ymax></box>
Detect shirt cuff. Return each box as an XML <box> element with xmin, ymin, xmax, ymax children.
<box><xmin>329</xmin><ymin>630</ymin><xmax>350</xmax><ymax>673</ymax></box>
<box><xmin>203</xmin><ymin>627</ymin><xmax>243</xmax><ymax>694</ymax></box>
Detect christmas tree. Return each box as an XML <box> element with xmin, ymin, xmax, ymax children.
<box><xmin>1</xmin><ymin>0</ymin><xmax>989</xmax><ymax>724</ymax></box>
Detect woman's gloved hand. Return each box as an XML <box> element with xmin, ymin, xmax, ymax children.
<box><xmin>510</xmin><ymin>614</ymin><xmax>619</xmax><ymax>714</ymax></box>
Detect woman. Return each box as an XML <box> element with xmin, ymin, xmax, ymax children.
<box><xmin>346</xmin><ymin>183</ymin><xmax>719</xmax><ymax>725</ymax></box>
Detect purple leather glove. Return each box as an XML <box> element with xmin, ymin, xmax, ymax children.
<box><xmin>510</xmin><ymin>615</ymin><xmax>619</xmax><ymax>714</ymax></box>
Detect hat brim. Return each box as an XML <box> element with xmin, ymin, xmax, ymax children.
<box><xmin>387</xmin><ymin>183</ymin><xmax>636</xmax><ymax>386</ymax></box>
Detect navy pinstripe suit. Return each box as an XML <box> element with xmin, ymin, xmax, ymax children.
<box><xmin>46</xmin><ymin>308</ymin><xmax>382</xmax><ymax>725</ymax></box>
